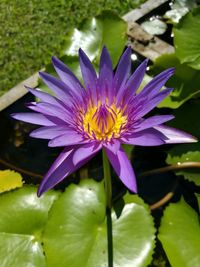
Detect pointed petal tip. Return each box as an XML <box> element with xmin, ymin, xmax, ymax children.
<box><xmin>10</xmin><ymin>113</ymin><xmax>17</xmax><ymax>119</ymax></box>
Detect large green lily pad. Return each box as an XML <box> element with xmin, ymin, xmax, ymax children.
<box><xmin>174</xmin><ymin>7</ymin><xmax>200</xmax><ymax>69</ymax></box>
<box><xmin>166</xmin><ymin>99</ymin><xmax>200</xmax><ymax>185</ymax></box>
<box><xmin>42</xmin><ymin>179</ymin><xmax>155</xmax><ymax>267</ymax></box>
<box><xmin>0</xmin><ymin>186</ymin><xmax>60</xmax><ymax>235</ymax></box>
<box><xmin>150</xmin><ymin>53</ymin><xmax>200</xmax><ymax>108</ymax></box>
<box><xmin>0</xmin><ymin>233</ymin><xmax>45</xmax><ymax>267</ymax></box>
<box><xmin>158</xmin><ymin>199</ymin><xmax>200</xmax><ymax>267</ymax></box>
<box><xmin>0</xmin><ymin>186</ymin><xmax>59</xmax><ymax>267</ymax></box>
<box><xmin>164</xmin><ymin>0</ymin><xmax>197</xmax><ymax>24</ymax></box>
<box><xmin>166</xmin><ymin>143</ymin><xmax>200</xmax><ymax>186</ymax></box>
<box><xmin>63</xmin><ymin>10</ymin><xmax>127</xmax><ymax>66</ymax></box>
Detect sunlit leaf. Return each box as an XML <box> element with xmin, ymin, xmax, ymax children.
<box><xmin>150</xmin><ymin>53</ymin><xmax>200</xmax><ymax>108</ymax></box>
<box><xmin>62</xmin><ymin>10</ymin><xmax>127</xmax><ymax>66</ymax></box>
<box><xmin>0</xmin><ymin>186</ymin><xmax>59</xmax><ymax>266</ymax></box>
<box><xmin>166</xmin><ymin>143</ymin><xmax>200</xmax><ymax>186</ymax></box>
<box><xmin>43</xmin><ymin>179</ymin><xmax>155</xmax><ymax>267</ymax></box>
<box><xmin>0</xmin><ymin>170</ymin><xmax>23</xmax><ymax>193</ymax></box>
<box><xmin>0</xmin><ymin>186</ymin><xmax>59</xmax><ymax>235</ymax></box>
<box><xmin>158</xmin><ymin>199</ymin><xmax>200</xmax><ymax>267</ymax></box>
<box><xmin>164</xmin><ymin>0</ymin><xmax>197</xmax><ymax>24</ymax></box>
<box><xmin>174</xmin><ymin>7</ymin><xmax>200</xmax><ymax>69</ymax></box>
<box><xmin>141</xmin><ymin>18</ymin><xmax>167</xmax><ymax>35</ymax></box>
<box><xmin>0</xmin><ymin>233</ymin><xmax>45</xmax><ymax>267</ymax></box>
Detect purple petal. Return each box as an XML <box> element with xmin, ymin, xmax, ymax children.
<box><xmin>133</xmin><ymin>115</ymin><xmax>174</xmax><ymax>132</ymax></box>
<box><xmin>48</xmin><ymin>131</ymin><xmax>86</xmax><ymax>147</ymax></box>
<box><xmin>39</xmin><ymin>72</ymin><xmax>72</xmax><ymax>103</ymax></box>
<box><xmin>125</xmin><ymin>59</ymin><xmax>148</xmax><ymax>93</ymax></box>
<box><xmin>116</xmin><ymin>59</ymin><xmax>148</xmax><ymax>104</ymax></box>
<box><xmin>134</xmin><ymin>88</ymin><xmax>173</xmax><ymax>120</ymax></box>
<box><xmin>25</xmin><ymin>86</ymin><xmax>63</xmax><ymax>109</ymax></box>
<box><xmin>26</xmin><ymin>102</ymin><xmax>72</xmax><ymax>124</ymax></box>
<box><xmin>103</xmin><ymin>139</ymin><xmax>120</xmax><ymax>155</ymax></box>
<box><xmin>99</xmin><ymin>47</ymin><xmax>113</xmax><ymax>102</ymax></box>
<box><xmin>30</xmin><ymin>126</ymin><xmax>71</xmax><ymax>139</ymax></box>
<box><xmin>138</xmin><ymin>68</ymin><xmax>175</xmax><ymax>98</ymax></box>
<box><xmin>154</xmin><ymin>125</ymin><xmax>198</xmax><ymax>144</ymax></box>
<box><xmin>38</xmin><ymin>147</ymin><xmax>74</xmax><ymax>196</ymax></box>
<box><xmin>52</xmin><ymin>56</ymin><xmax>84</xmax><ymax>100</ymax></box>
<box><xmin>73</xmin><ymin>142</ymin><xmax>102</xmax><ymax>165</ymax></box>
<box><xmin>105</xmin><ymin>146</ymin><xmax>137</xmax><ymax>192</ymax></box>
<box><xmin>11</xmin><ymin>113</ymin><xmax>56</xmax><ymax>126</ymax></box>
<box><xmin>114</xmin><ymin>47</ymin><xmax>132</xmax><ymax>93</ymax></box>
<box><xmin>121</xmin><ymin>128</ymin><xmax>166</xmax><ymax>146</ymax></box>
<box><xmin>38</xmin><ymin>143</ymin><xmax>101</xmax><ymax>196</ymax></box>
<box><xmin>79</xmin><ymin>49</ymin><xmax>97</xmax><ymax>101</ymax></box>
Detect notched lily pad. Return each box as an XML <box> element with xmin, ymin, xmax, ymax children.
<box><xmin>174</xmin><ymin>6</ymin><xmax>200</xmax><ymax>69</ymax></box>
<box><xmin>42</xmin><ymin>179</ymin><xmax>155</xmax><ymax>267</ymax></box>
<box><xmin>0</xmin><ymin>186</ymin><xmax>60</xmax><ymax>235</ymax></box>
<box><xmin>141</xmin><ymin>18</ymin><xmax>167</xmax><ymax>35</ymax></box>
<box><xmin>150</xmin><ymin>53</ymin><xmax>200</xmax><ymax>109</ymax></box>
<box><xmin>0</xmin><ymin>186</ymin><xmax>60</xmax><ymax>267</ymax></box>
<box><xmin>164</xmin><ymin>0</ymin><xmax>197</xmax><ymax>24</ymax></box>
<box><xmin>62</xmin><ymin>10</ymin><xmax>127</xmax><ymax>66</ymax></box>
<box><xmin>0</xmin><ymin>233</ymin><xmax>45</xmax><ymax>267</ymax></box>
<box><xmin>158</xmin><ymin>199</ymin><xmax>200</xmax><ymax>267</ymax></box>
<box><xmin>166</xmin><ymin>143</ymin><xmax>200</xmax><ymax>186</ymax></box>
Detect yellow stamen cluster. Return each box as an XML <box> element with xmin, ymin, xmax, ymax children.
<box><xmin>83</xmin><ymin>102</ymin><xmax>127</xmax><ymax>141</ymax></box>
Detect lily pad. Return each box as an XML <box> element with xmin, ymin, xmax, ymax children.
<box><xmin>42</xmin><ymin>179</ymin><xmax>155</xmax><ymax>267</ymax></box>
<box><xmin>141</xmin><ymin>18</ymin><xmax>167</xmax><ymax>35</ymax></box>
<box><xmin>164</xmin><ymin>0</ymin><xmax>197</xmax><ymax>24</ymax></box>
<box><xmin>0</xmin><ymin>170</ymin><xmax>23</xmax><ymax>193</ymax></box>
<box><xmin>0</xmin><ymin>186</ymin><xmax>59</xmax><ymax>236</ymax></box>
<box><xmin>166</xmin><ymin>143</ymin><xmax>200</xmax><ymax>186</ymax></box>
<box><xmin>0</xmin><ymin>186</ymin><xmax>60</xmax><ymax>267</ymax></box>
<box><xmin>0</xmin><ymin>233</ymin><xmax>45</xmax><ymax>267</ymax></box>
<box><xmin>62</xmin><ymin>10</ymin><xmax>127</xmax><ymax>66</ymax></box>
<box><xmin>174</xmin><ymin>7</ymin><xmax>200</xmax><ymax>69</ymax></box>
<box><xmin>150</xmin><ymin>53</ymin><xmax>200</xmax><ymax>109</ymax></box>
<box><xmin>158</xmin><ymin>199</ymin><xmax>200</xmax><ymax>267</ymax></box>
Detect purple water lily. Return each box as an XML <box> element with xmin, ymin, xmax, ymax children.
<box><xmin>11</xmin><ymin>47</ymin><xmax>196</xmax><ymax>196</ymax></box>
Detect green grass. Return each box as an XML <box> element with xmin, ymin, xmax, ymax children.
<box><xmin>0</xmin><ymin>0</ymin><xmax>145</xmax><ymax>95</ymax></box>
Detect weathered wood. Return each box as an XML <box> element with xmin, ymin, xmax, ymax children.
<box><xmin>0</xmin><ymin>72</ymin><xmax>40</xmax><ymax>112</ymax></box>
<box><xmin>127</xmin><ymin>22</ymin><xmax>174</xmax><ymax>61</ymax></box>
<box><xmin>122</xmin><ymin>0</ymin><xmax>169</xmax><ymax>23</ymax></box>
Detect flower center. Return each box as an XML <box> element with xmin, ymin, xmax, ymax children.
<box><xmin>83</xmin><ymin>102</ymin><xmax>127</xmax><ymax>141</ymax></box>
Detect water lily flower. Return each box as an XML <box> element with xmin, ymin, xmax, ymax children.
<box><xmin>11</xmin><ymin>47</ymin><xmax>197</xmax><ymax>196</ymax></box>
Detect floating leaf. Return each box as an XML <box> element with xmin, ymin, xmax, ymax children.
<box><xmin>141</xmin><ymin>18</ymin><xmax>167</xmax><ymax>35</ymax></box>
<box><xmin>150</xmin><ymin>53</ymin><xmax>200</xmax><ymax>108</ymax></box>
<box><xmin>158</xmin><ymin>199</ymin><xmax>200</xmax><ymax>267</ymax></box>
<box><xmin>166</xmin><ymin>143</ymin><xmax>200</xmax><ymax>186</ymax></box>
<box><xmin>166</xmin><ymin>99</ymin><xmax>200</xmax><ymax>185</ymax></box>
<box><xmin>0</xmin><ymin>186</ymin><xmax>59</xmax><ymax>266</ymax></box>
<box><xmin>0</xmin><ymin>186</ymin><xmax>60</xmax><ymax>235</ymax></box>
<box><xmin>174</xmin><ymin>7</ymin><xmax>200</xmax><ymax>69</ymax></box>
<box><xmin>63</xmin><ymin>10</ymin><xmax>127</xmax><ymax>66</ymax></box>
<box><xmin>164</xmin><ymin>0</ymin><xmax>197</xmax><ymax>24</ymax></box>
<box><xmin>0</xmin><ymin>233</ymin><xmax>45</xmax><ymax>267</ymax></box>
<box><xmin>42</xmin><ymin>179</ymin><xmax>155</xmax><ymax>267</ymax></box>
<box><xmin>0</xmin><ymin>170</ymin><xmax>23</xmax><ymax>193</ymax></box>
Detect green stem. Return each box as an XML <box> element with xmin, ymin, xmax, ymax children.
<box><xmin>102</xmin><ymin>149</ymin><xmax>113</xmax><ymax>267</ymax></box>
<box><xmin>102</xmin><ymin>149</ymin><xmax>112</xmax><ymax>209</ymax></box>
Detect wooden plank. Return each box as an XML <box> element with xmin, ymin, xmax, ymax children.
<box><xmin>127</xmin><ymin>22</ymin><xmax>174</xmax><ymax>61</ymax></box>
<box><xmin>123</xmin><ymin>0</ymin><xmax>169</xmax><ymax>23</ymax></box>
<box><xmin>0</xmin><ymin>72</ymin><xmax>40</xmax><ymax>112</ymax></box>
